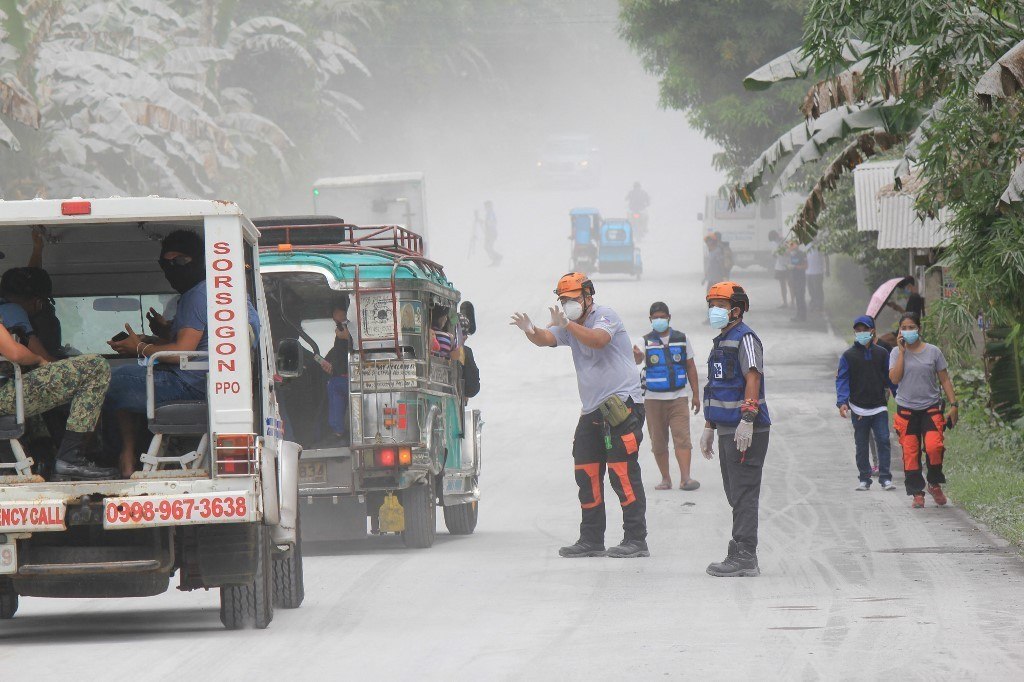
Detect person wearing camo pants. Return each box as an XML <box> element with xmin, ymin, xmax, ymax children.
<box><xmin>0</xmin><ymin>326</ymin><xmax>114</xmax><ymax>480</ymax></box>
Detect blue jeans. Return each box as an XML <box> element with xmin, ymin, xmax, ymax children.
<box><xmin>852</xmin><ymin>411</ymin><xmax>891</xmax><ymax>484</ymax></box>
<box><xmin>104</xmin><ymin>365</ymin><xmax>205</xmax><ymax>413</ymax></box>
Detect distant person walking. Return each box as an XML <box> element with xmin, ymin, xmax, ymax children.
<box><xmin>510</xmin><ymin>273</ymin><xmax>649</xmax><ymax>558</ymax></box>
<box><xmin>787</xmin><ymin>241</ymin><xmax>807</xmax><ymax>322</ymax></box>
<box><xmin>715</xmin><ymin>231</ymin><xmax>734</xmax><ymax>280</ymax></box>
<box><xmin>703</xmin><ymin>233</ymin><xmax>726</xmax><ymax>286</ymax></box>
<box><xmin>836</xmin><ymin>315</ymin><xmax>896</xmax><ymax>491</ymax></box>
<box><xmin>769</xmin><ymin>230</ymin><xmax>790</xmax><ymax>308</ymax></box>
<box><xmin>806</xmin><ymin>244</ymin><xmax>826</xmax><ymax>313</ymax></box>
<box><xmin>700</xmin><ymin>281</ymin><xmax>770</xmax><ymax>577</ymax></box>
<box><xmin>483</xmin><ymin>200</ymin><xmax>502</xmax><ymax>266</ymax></box>
<box><xmin>887</xmin><ymin>277</ymin><xmax>925</xmax><ymax>318</ymax></box>
<box><xmin>888</xmin><ymin>312</ymin><xmax>958</xmax><ymax>508</ymax></box>
<box><xmin>632</xmin><ymin>302</ymin><xmax>701</xmax><ymax>491</ymax></box>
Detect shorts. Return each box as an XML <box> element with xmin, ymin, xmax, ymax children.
<box><xmin>644</xmin><ymin>397</ymin><xmax>692</xmax><ymax>454</ymax></box>
<box><xmin>774</xmin><ymin>269</ymin><xmax>789</xmax><ymax>282</ymax></box>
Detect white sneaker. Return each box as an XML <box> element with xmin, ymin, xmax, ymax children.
<box><xmin>855</xmin><ymin>481</ymin><xmax>870</xmax><ymax>491</ymax></box>
<box><xmin>881</xmin><ymin>480</ymin><xmax>897</xmax><ymax>491</ymax></box>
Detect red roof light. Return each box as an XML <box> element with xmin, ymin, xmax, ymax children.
<box><xmin>61</xmin><ymin>201</ymin><xmax>91</xmax><ymax>216</ymax></box>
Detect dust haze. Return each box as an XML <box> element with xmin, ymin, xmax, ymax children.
<box><xmin>272</xmin><ymin>0</ymin><xmax>720</xmax><ymax>284</ymax></box>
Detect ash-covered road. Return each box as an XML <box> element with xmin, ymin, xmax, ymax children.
<box><xmin>5</xmin><ymin>181</ymin><xmax>1024</xmax><ymax>681</ymax></box>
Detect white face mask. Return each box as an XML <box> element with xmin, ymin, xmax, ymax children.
<box><xmin>562</xmin><ymin>299</ymin><xmax>584</xmax><ymax>321</ymax></box>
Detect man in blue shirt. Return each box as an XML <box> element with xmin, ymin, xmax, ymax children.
<box><xmin>836</xmin><ymin>315</ymin><xmax>896</xmax><ymax>491</ymax></box>
<box><xmin>106</xmin><ymin>230</ymin><xmax>258</xmax><ymax>478</ymax></box>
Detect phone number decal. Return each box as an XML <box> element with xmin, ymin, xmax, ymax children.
<box><xmin>103</xmin><ymin>492</ymin><xmax>254</xmax><ymax>529</ymax></box>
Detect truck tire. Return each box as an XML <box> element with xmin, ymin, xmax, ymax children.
<box><xmin>272</xmin><ymin>512</ymin><xmax>304</xmax><ymax>609</ymax></box>
<box><xmin>220</xmin><ymin>525</ymin><xmax>274</xmax><ymax>630</ymax></box>
<box><xmin>0</xmin><ymin>578</ymin><xmax>17</xmax><ymax>619</ymax></box>
<box><xmin>443</xmin><ymin>500</ymin><xmax>478</xmax><ymax>535</ymax></box>
<box><xmin>401</xmin><ymin>474</ymin><xmax>436</xmax><ymax>549</ymax></box>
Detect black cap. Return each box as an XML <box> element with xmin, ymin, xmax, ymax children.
<box><xmin>649</xmin><ymin>301</ymin><xmax>669</xmax><ymax>316</ymax></box>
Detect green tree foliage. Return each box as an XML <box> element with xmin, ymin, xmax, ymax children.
<box><xmin>618</xmin><ymin>0</ymin><xmax>809</xmax><ymax>171</ymax></box>
<box><xmin>0</xmin><ymin>0</ymin><xmax>374</xmax><ymax>210</ymax></box>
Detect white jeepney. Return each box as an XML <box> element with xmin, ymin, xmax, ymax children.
<box><xmin>0</xmin><ymin>197</ymin><xmax>302</xmax><ymax>629</ymax></box>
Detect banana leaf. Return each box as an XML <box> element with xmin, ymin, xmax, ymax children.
<box><xmin>999</xmin><ymin>158</ymin><xmax>1024</xmax><ymax>207</ymax></box>
<box><xmin>743</xmin><ymin>40</ymin><xmax>873</xmax><ymax>91</ymax></box>
<box><xmin>976</xmin><ymin>38</ymin><xmax>1024</xmax><ymax>105</ymax></box>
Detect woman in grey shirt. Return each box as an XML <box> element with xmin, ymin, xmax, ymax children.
<box><xmin>888</xmin><ymin>313</ymin><xmax>958</xmax><ymax>508</ymax></box>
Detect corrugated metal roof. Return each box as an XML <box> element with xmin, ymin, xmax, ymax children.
<box><xmin>853</xmin><ymin>160</ymin><xmax>899</xmax><ymax>231</ymax></box>
<box><xmin>875</xmin><ymin>194</ymin><xmax>950</xmax><ymax>248</ymax></box>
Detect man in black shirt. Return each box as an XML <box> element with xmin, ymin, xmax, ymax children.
<box><xmin>321</xmin><ymin>296</ymin><xmax>351</xmax><ymax>437</ymax></box>
<box><xmin>888</xmin><ymin>277</ymin><xmax>925</xmax><ymax>318</ymax></box>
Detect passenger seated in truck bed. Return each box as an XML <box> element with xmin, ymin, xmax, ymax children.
<box><xmin>0</xmin><ymin>316</ymin><xmax>113</xmax><ymax>480</ymax></box>
<box><xmin>104</xmin><ymin>230</ymin><xmax>259</xmax><ymax>478</ymax></box>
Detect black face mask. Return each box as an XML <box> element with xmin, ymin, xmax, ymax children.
<box><xmin>160</xmin><ymin>256</ymin><xmax>205</xmax><ymax>294</ymax></box>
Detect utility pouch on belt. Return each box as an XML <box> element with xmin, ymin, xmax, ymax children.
<box><xmin>598</xmin><ymin>395</ymin><xmax>631</xmax><ymax>428</ymax></box>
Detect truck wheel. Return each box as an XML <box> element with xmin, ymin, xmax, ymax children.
<box><xmin>401</xmin><ymin>474</ymin><xmax>436</xmax><ymax>549</ymax></box>
<box><xmin>443</xmin><ymin>500</ymin><xmax>478</xmax><ymax>535</ymax></box>
<box><xmin>272</xmin><ymin>512</ymin><xmax>305</xmax><ymax>609</ymax></box>
<box><xmin>0</xmin><ymin>578</ymin><xmax>17</xmax><ymax>619</ymax></box>
<box><xmin>220</xmin><ymin>525</ymin><xmax>274</xmax><ymax>630</ymax></box>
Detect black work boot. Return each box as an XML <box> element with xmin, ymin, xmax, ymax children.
<box><xmin>607</xmin><ymin>538</ymin><xmax>650</xmax><ymax>558</ymax></box>
<box><xmin>706</xmin><ymin>541</ymin><xmax>759</xmax><ymax>577</ymax></box>
<box><xmin>558</xmin><ymin>540</ymin><xmax>606</xmax><ymax>558</ymax></box>
<box><xmin>52</xmin><ymin>432</ymin><xmax>118</xmax><ymax>481</ymax></box>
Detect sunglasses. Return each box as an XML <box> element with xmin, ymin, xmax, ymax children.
<box><xmin>159</xmin><ymin>255</ymin><xmax>193</xmax><ymax>267</ymax></box>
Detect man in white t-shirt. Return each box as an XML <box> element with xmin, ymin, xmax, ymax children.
<box><xmin>632</xmin><ymin>301</ymin><xmax>700</xmax><ymax>490</ymax></box>
<box><xmin>511</xmin><ymin>273</ymin><xmax>649</xmax><ymax>559</ymax></box>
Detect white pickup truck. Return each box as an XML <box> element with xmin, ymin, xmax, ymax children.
<box><xmin>0</xmin><ymin>197</ymin><xmax>302</xmax><ymax>629</ymax></box>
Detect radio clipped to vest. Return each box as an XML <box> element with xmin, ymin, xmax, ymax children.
<box><xmin>642</xmin><ymin>330</ymin><xmax>687</xmax><ymax>393</ymax></box>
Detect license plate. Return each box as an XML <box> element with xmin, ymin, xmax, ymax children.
<box><xmin>103</xmin><ymin>491</ymin><xmax>254</xmax><ymax>529</ymax></box>
<box><xmin>299</xmin><ymin>461</ymin><xmax>328</xmax><ymax>484</ymax></box>
<box><xmin>443</xmin><ymin>477</ymin><xmax>464</xmax><ymax>494</ymax></box>
<box><xmin>0</xmin><ymin>539</ymin><xmax>16</xmax><ymax>574</ymax></box>
<box><xmin>0</xmin><ymin>500</ymin><xmax>66</xmax><ymax>532</ymax></box>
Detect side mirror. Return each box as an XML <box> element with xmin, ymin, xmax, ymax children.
<box><xmin>276</xmin><ymin>338</ymin><xmax>304</xmax><ymax>378</ymax></box>
<box><xmin>459</xmin><ymin>301</ymin><xmax>476</xmax><ymax>336</ymax></box>
<box><xmin>696</xmin><ymin>212</ymin><xmax>704</xmax><ymax>222</ymax></box>
<box><xmin>93</xmin><ymin>297</ymin><xmax>142</xmax><ymax>312</ymax></box>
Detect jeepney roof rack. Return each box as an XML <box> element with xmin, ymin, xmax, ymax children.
<box><xmin>253</xmin><ymin>216</ymin><xmax>424</xmax><ymax>257</ymax></box>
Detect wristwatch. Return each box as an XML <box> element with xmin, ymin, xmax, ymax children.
<box><xmin>950</xmin><ymin>401</ymin><xmax>959</xmax><ymax>407</ymax></box>
<box><xmin>741</xmin><ymin>411</ymin><xmax>757</xmax><ymax>423</ymax></box>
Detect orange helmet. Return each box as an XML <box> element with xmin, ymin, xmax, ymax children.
<box><xmin>706</xmin><ymin>281</ymin><xmax>749</xmax><ymax>312</ymax></box>
<box><xmin>554</xmin><ymin>272</ymin><xmax>595</xmax><ymax>298</ymax></box>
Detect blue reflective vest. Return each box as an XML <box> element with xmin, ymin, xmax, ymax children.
<box><xmin>643</xmin><ymin>329</ymin><xmax>688</xmax><ymax>393</ymax></box>
<box><xmin>703</xmin><ymin>322</ymin><xmax>771</xmax><ymax>427</ymax></box>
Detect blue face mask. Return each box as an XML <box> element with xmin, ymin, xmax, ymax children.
<box><xmin>708</xmin><ymin>307</ymin><xmax>730</xmax><ymax>329</ymax></box>
<box><xmin>902</xmin><ymin>330</ymin><xmax>919</xmax><ymax>345</ymax></box>
<box><xmin>855</xmin><ymin>331</ymin><xmax>873</xmax><ymax>346</ymax></box>
<box><xmin>651</xmin><ymin>318</ymin><xmax>669</xmax><ymax>333</ymax></box>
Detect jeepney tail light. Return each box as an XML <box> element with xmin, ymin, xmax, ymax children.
<box><xmin>215</xmin><ymin>434</ymin><xmax>256</xmax><ymax>476</ymax></box>
<box><xmin>377</xmin><ymin>448</ymin><xmax>397</xmax><ymax>467</ymax></box>
<box><xmin>61</xmin><ymin>200</ymin><xmax>91</xmax><ymax>215</ymax></box>
<box><xmin>398</xmin><ymin>447</ymin><xmax>412</xmax><ymax>466</ymax></box>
